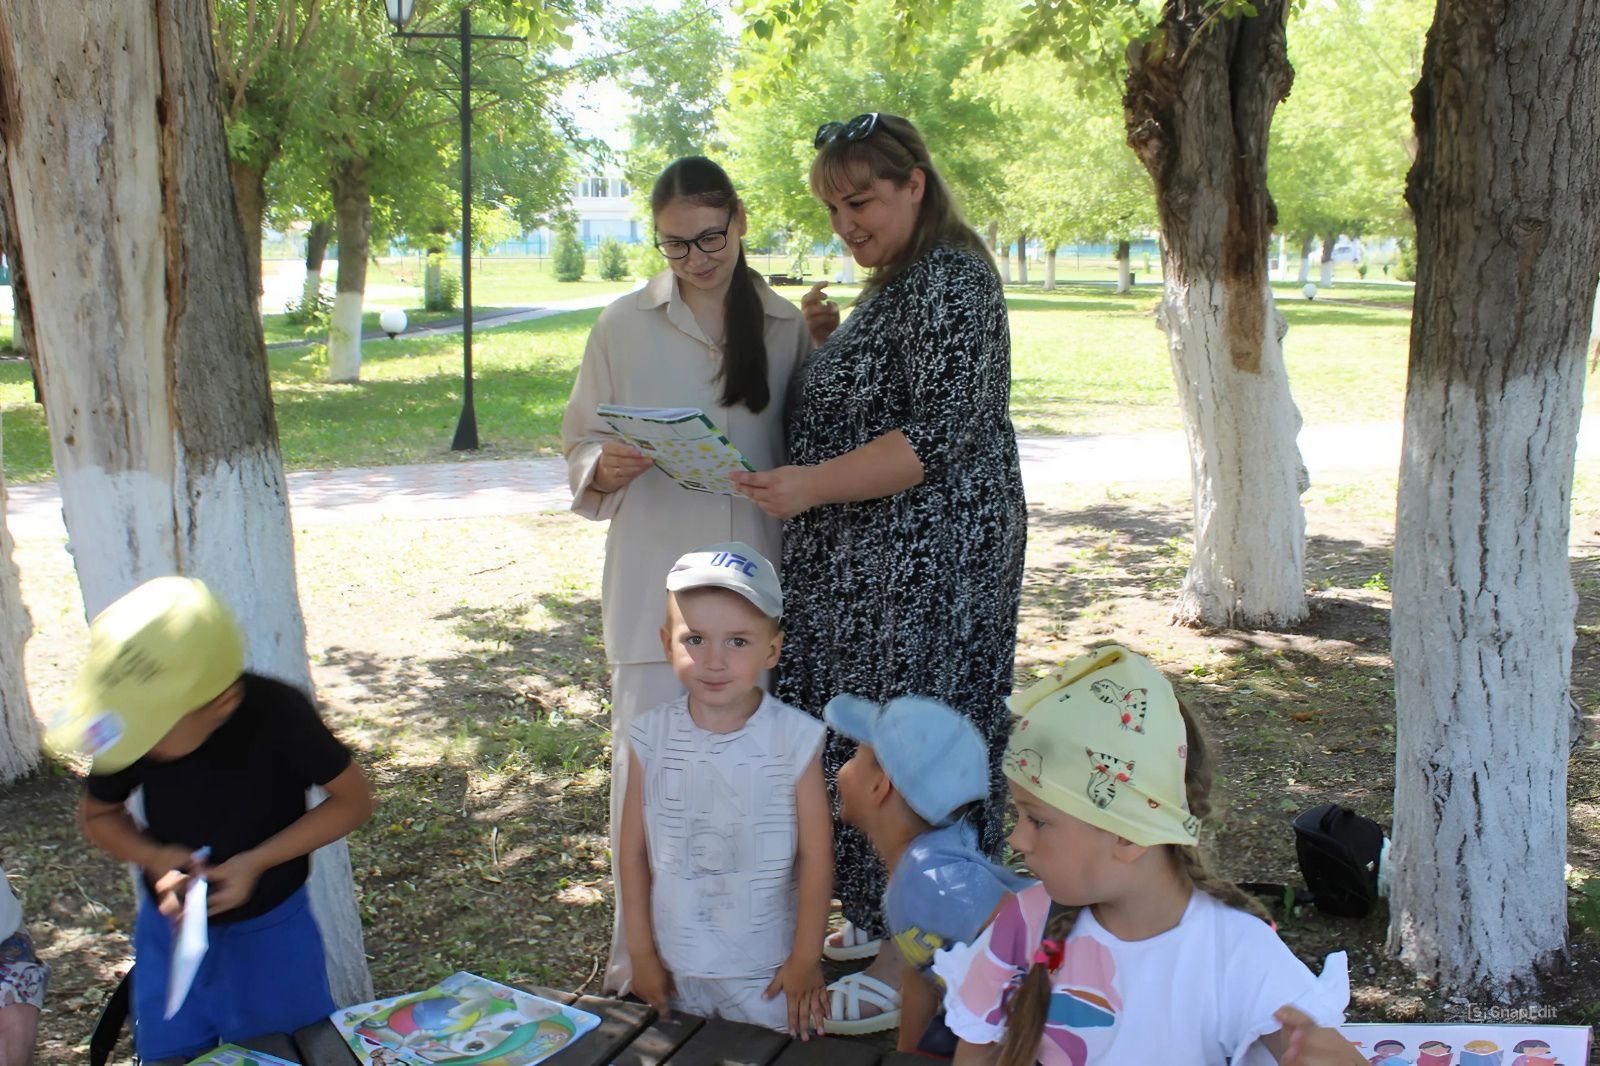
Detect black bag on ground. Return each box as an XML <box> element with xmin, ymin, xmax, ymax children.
<box><xmin>1292</xmin><ymin>802</ymin><xmax>1386</xmax><ymax>918</ymax></box>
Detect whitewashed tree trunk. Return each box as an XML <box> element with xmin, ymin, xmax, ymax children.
<box><xmin>1126</xmin><ymin>0</ymin><xmax>1307</xmax><ymax>628</ymax></box>
<box><xmin>1044</xmin><ymin>246</ymin><xmax>1057</xmax><ymax>291</ymax></box>
<box><xmin>1116</xmin><ymin>239</ymin><xmax>1132</xmax><ymax>293</ymax></box>
<box><xmin>0</xmin><ymin>0</ymin><xmax>372</xmax><ymax>1004</ymax></box>
<box><xmin>1015</xmin><ymin>232</ymin><xmax>1028</xmax><ymax>285</ymax></box>
<box><xmin>1319</xmin><ymin>230</ymin><xmax>1336</xmax><ymax>287</ymax></box>
<box><xmin>0</xmin><ymin>420</ymin><xmax>38</xmax><ymax>787</ymax></box>
<box><xmin>840</xmin><ymin>256</ymin><xmax>855</xmax><ymax>283</ymax></box>
<box><xmin>1387</xmin><ymin>0</ymin><xmax>1600</xmax><ymax>995</ymax></box>
<box><xmin>328</xmin><ymin>158</ymin><xmax>371</xmax><ymax>383</ymax></box>
<box><xmin>998</xmin><ymin>242</ymin><xmax>1011</xmax><ymax>284</ymax></box>
<box><xmin>1297</xmin><ymin>233</ymin><xmax>1313</xmax><ymax>283</ymax></box>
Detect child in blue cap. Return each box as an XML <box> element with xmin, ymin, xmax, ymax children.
<box><xmin>823</xmin><ymin>694</ymin><xmax>1029</xmax><ymax>1053</ymax></box>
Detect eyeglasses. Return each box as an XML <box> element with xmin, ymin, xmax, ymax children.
<box><xmin>654</xmin><ymin>211</ymin><xmax>734</xmax><ymax>260</ymax></box>
<box><xmin>813</xmin><ymin>112</ymin><xmax>912</xmax><ymax>156</ymax></box>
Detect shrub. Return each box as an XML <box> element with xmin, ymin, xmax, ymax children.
<box><xmin>598</xmin><ymin>237</ymin><xmax>628</xmax><ymax>281</ymax></box>
<box><xmin>1393</xmin><ymin>238</ymin><xmax>1417</xmax><ymax>282</ymax></box>
<box><xmin>284</xmin><ymin>284</ymin><xmax>334</xmax><ymax>329</ymax></box>
<box><xmin>628</xmin><ymin>241</ymin><xmax>661</xmax><ymax>281</ymax></box>
<box><xmin>552</xmin><ymin>219</ymin><xmax>585</xmax><ymax>282</ymax></box>
<box><xmin>424</xmin><ymin>254</ymin><xmax>461</xmax><ymax>312</ymax></box>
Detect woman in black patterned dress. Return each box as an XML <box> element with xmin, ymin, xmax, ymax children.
<box><xmin>732</xmin><ymin>113</ymin><xmax>1026</xmax><ymax>1033</ymax></box>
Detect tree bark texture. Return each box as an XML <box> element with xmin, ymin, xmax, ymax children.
<box><xmin>1388</xmin><ymin>0</ymin><xmax>1600</xmax><ymax>995</ymax></box>
<box><xmin>1116</xmin><ymin>239</ymin><xmax>1132</xmax><ymax>293</ymax></box>
<box><xmin>0</xmin><ymin>0</ymin><xmax>372</xmax><ymax>1003</ymax></box>
<box><xmin>1125</xmin><ymin>0</ymin><xmax>1309</xmax><ymax>627</ymax></box>
<box><xmin>1320</xmin><ymin>229</ymin><xmax>1337</xmax><ymax>287</ymax></box>
<box><xmin>328</xmin><ymin>157</ymin><xmax>370</xmax><ymax>383</ymax></box>
<box><xmin>0</xmin><ymin>139</ymin><xmax>38</xmax><ymax>401</ymax></box>
<box><xmin>231</xmin><ymin>158</ymin><xmax>267</xmax><ymax>309</ymax></box>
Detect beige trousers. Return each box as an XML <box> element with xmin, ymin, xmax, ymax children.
<box><xmin>604</xmin><ymin>661</ymin><xmax>684</xmax><ymax>994</ymax></box>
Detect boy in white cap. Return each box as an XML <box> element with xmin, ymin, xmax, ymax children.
<box><xmin>823</xmin><ymin>694</ymin><xmax>1028</xmax><ymax>1053</ymax></box>
<box><xmin>50</xmin><ymin>576</ymin><xmax>373</xmax><ymax>1064</ymax></box>
<box><xmin>617</xmin><ymin>542</ymin><xmax>832</xmax><ymax>1038</ymax></box>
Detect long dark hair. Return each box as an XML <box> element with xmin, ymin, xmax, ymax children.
<box><xmin>809</xmin><ymin>113</ymin><xmax>993</xmax><ymax>293</ymax></box>
<box><xmin>995</xmin><ymin>698</ymin><xmax>1269</xmax><ymax>1066</ymax></box>
<box><xmin>651</xmin><ymin>157</ymin><xmax>770</xmax><ymax>413</ymax></box>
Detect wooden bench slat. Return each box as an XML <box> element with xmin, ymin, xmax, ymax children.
<box><xmin>540</xmin><ymin>994</ymin><xmax>656</xmax><ymax>1066</ymax></box>
<box><xmin>291</xmin><ymin>1018</ymin><xmax>360</xmax><ymax>1064</ymax></box>
<box><xmin>236</xmin><ymin>1030</ymin><xmax>305</xmax><ymax>1063</ymax></box>
<box><xmin>610</xmin><ymin>1007</ymin><xmax>707</xmax><ymax>1066</ymax></box>
<box><xmin>772</xmin><ymin>1035</ymin><xmax>884</xmax><ymax>1066</ymax></box>
<box><xmin>667</xmin><ymin>1016</ymin><xmax>790</xmax><ymax>1066</ymax></box>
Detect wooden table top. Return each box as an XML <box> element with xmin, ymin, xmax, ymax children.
<box><xmin>230</xmin><ymin>986</ymin><xmax>929</xmax><ymax>1066</ymax></box>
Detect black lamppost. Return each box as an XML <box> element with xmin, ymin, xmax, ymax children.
<box><xmin>384</xmin><ymin>0</ymin><xmax>523</xmax><ymax>451</ymax></box>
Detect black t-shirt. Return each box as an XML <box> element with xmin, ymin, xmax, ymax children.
<box><xmin>85</xmin><ymin>672</ymin><xmax>352</xmax><ymax>924</ymax></box>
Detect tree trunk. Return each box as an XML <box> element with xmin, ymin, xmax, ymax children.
<box><xmin>328</xmin><ymin>157</ymin><xmax>370</xmax><ymax>383</ymax></box>
<box><xmin>1297</xmin><ymin>232</ymin><xmax>1314</xmax><ymax>283</ymax></box>
<box><xmin>303</xmin><ymin>218</ymin><xmax>331</xmax><ymax>311</ymax></box>
<box><xmin>1125</xmin><ymin>0</ymin><xmax>1308</xmax><ymax>628</ymax></box>
<box><xmin>231</xmin><ymin>158</ymin><xmax>267</xmax><ymax>312</ymax></box>
<box><xmin>1116</xmin><ymin>239</ymin><xmax>1132</xmax><ymax>293</ymax></box>
<box><xmin>0</xmin><ymin>0</ymin><xmax>372</xmax><ymax>1004</ymax></box>
<box><xmin>0</xmin><ymin>416</ymin><xmax>36</xmax><ymax>786</ymax></box>
<box><xmin>1044</xmin><ymin>245</ymin><xmax>1057</xmax><ymax>291</ymax></box>
<box><xmin>1388</xmin><ymin>0</ymin><xmax>1600</xmax><ymax>996</ymax></box>
<box><xmin>990</xmin><ymin>221</ymin><xmax>1010</xmax><ymax>283</ymax></box>
<box><xmin>1015</xmin><ymin>232</ymin><xmax>1028</xmax><ymax>285</ymax></box>
<box><xmin>423</xmin><ymin>245</ymin><xmax>443</xmax><ymax>309</ymax></box>
<box><xmin>1319</xmin><ymin>229</ymin><xmax>1337</xmax><ymax>287</ymax></box>
<box><xmin>0</xmin><ymin>143</ymin><xmax>39</xmax><ymax>402</ymax></box>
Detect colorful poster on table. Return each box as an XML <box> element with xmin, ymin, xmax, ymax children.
<box><xmin>1339</xmin><ymin>1022</ymin><xmax>1591</xmax><ymax>1064</ymax></box>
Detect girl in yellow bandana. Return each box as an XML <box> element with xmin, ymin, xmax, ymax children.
<box><xmin>932</xmin><ymin>646</ymin><xmax>1363</xmax><ymax>1066</ymax></box>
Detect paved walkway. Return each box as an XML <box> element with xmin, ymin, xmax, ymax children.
<box><xmin>11</xmin><ymin>420</ymin><xmax>1597</xmax><ymax>541</ymax></box>
<box><xmin>264</xmin><ymin>291</ymin><xmax>627</xmax><ymax>349</ymax></box>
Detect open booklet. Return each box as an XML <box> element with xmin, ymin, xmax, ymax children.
<box><xmin>331</xmin><ymin>971</ymin><xmax>601</xmax><ymax>1066</ymax></box>
<box><xmin>185</xmin><ymin>1046</ymin><xmax>298</xmax><ymax>1065</ymax></box>
<box><xmin>596</xmin><ymin>404</ymin><xmax>753</xmax><ymax>496</ymax></box>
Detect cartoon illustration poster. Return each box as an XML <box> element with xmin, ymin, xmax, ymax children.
<box><xmin>332</xmin><ymin>972</ymin><xmax>601</xmax><ymax>1066</ymax></box>
<box><xmin>1339</xmin><ymin>1022</ymin><xmax>1591</xmax><ymax>1064</ymax></box>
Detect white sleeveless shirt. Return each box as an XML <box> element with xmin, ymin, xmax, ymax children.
<box><xmin>629</xmin><ymin>693</ymin><xmax>826</xmax><ymax>978</ymax></box>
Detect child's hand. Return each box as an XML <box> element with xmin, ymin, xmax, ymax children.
<box><xmin>631</xmin><ymin>953</ymin><xmax>674</xmax><ymax>1019</ymax></box>
<box><xmin>764</xmin><ymin>955</ymin><xmax>827</xmax><ymax>1040</ymax></box>
<box><xmin>146</xmin><ymin>845</ymin><xmax>201</xmax><ymax>918</ymax></box>
<box><xmin>206</xmin><ymin>850</ymin><xmax>265</xmax><ymax>915</ymax></box>
<box><xmin>1272</xmin><ymin>1006</ymin><xmax>1367</xmax><ymax>1065</ymax></box>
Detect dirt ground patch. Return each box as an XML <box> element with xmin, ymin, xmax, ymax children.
<box><xmin>5</xmin><ymin>465</ymin><xmax>1600</xmax><ymax>1062</ymax></box>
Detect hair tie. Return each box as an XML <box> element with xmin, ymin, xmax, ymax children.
<box><xmin>1031</xmin><ymin>938</ymin><xmax>1065</xmax><ymax>970</ymax></box>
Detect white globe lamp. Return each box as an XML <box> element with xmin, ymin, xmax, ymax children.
<box><xmin>379</xmin><ymin>308</ymin><xmax>408</xmax><ymax>340</ymax></box>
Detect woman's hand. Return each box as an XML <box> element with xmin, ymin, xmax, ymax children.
<box><xmin>801</xmin><ymin>282</ymin><xmax>840</xmax><ymax>346</ymax></box>
<box><xmin>731</xmin><ymin>466</ymin><xmax>821</xmax><ymax>519</ymax></box>
<box><xmin>591</xmin><ymin>440</ymin><xmax>654</xmax><ymax>494</ymax></box>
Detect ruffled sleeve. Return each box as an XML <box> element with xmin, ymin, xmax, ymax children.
<box><xmin>931</xmin><ymin>885</ymin><xmax>1044</xmax><ymax>1046</ymax></box>
<box><xmin>1227</xmin><ymin>949</ymin><xmax>1351</xmax><ymax>1066</ymax></box>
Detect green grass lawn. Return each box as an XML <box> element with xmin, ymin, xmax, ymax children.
<box><xmin>0</xmin><ymin>275</ymin><xmax>1573</xmax><ymax>485</ymax></box>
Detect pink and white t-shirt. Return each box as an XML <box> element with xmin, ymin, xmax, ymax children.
<box><xmin>932</xmin><ymin>882</ymin><xmax>1349</xmax><ymax>1065</ymax></box>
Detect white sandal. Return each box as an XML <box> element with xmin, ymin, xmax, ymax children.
<box><xmin>822</xmin><ymin>971</ymin><xmax>902</xmax><ymax>1035</ymax></box>
<box><xmin>821</xmin><ymin>919</ymin><xmax>881</xmax><ymax>961</ymax></box>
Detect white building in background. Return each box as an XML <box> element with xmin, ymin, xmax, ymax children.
<box><xmin>569</xmin><ymin>173</ymin><xmax>643</xmax><ymax>246</ymax></box>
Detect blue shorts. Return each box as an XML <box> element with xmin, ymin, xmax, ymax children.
<box><xmin>132</xmin><ymin>885</ymin><xmax>335</xmax><ymax>1062</ymax></box>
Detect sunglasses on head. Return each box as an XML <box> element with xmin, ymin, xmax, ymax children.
<box><xmin>813</xmin><ymin>112</ymin><xmax>913</xmax><ymax>156</ymax></box>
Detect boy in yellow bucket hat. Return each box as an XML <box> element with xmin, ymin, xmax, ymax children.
<box><xmin>49</xmin><ymin>576</ymin><xmax>373</xmax><ymax>1063</ymax></box>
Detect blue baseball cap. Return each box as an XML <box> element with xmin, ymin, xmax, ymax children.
<box><xmin>824</xmin><ymin>694</ymin><xmax>989</xmax><ymax>826</ymax></box>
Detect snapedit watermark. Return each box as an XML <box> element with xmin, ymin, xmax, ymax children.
<box><xmin>1462</xmin><ymin>1002</ymin><xmax>1560</xmax><ymax>1024</ymax></box>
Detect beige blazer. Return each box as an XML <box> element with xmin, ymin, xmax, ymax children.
<box><xmin>561</xmin><ymin>268</ymin><xmax>809</xmax><ymax>665</ymax></box>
